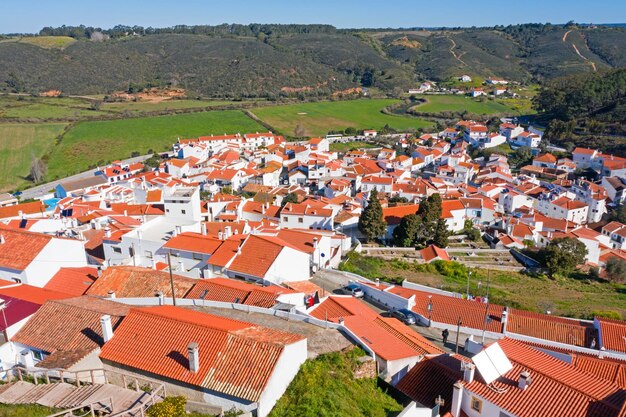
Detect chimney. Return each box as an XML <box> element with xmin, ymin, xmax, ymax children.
<box><xmin>518</xmin><ymin>371</ymin><xmax>531</xmax><ymax>390</ymax></box>
<box><xmin>178</xmin><ymin>260</ymin><xmax>185</xmax><ymax>272</ymax></box>
<box><xmin>101</xmin><ymin>315</ymin><xmax>114</xmax><ymax>343</ymax></box>
<box><xmin>104</xmin><ymin>227</ymin><xmax>112</xmax><ymax>238</ymax></box>
<box><xmin>124</xmin><ymin>210</ymin><xmax>128</xmax><ymax>217</ymax></box>
<box><xmin>463</xmin><ymin>363</ymin><xmax>475</xmax><ymax>383</ymax></box>
<box><xmin>97</xmin><ymin>266</ymin><xmax>102</xmax><ymax>278</ymax></box>
<box><xmin>107</xmin><ymin>290</ymin><xmax>116</xmax><ymax>299</ymax></box>
<box><xmin>151</xmin><ymin>258</ymin><xmax>157</xmax><ymax>270</ymax></box>
<box><xmin>451</xmin><ymin>382</ymin><xmax>464</xmax><ymax>417</ymax></box>
<box><xmin>313</xmin><ymin>237</ymin><xmax>318</xmax><ymax>249</ymax></box>
<box><xmin>218</xmin><ymin>231</ymin><xmax>223</xmax><ymax>240</ymax></box>
<box><xmin>0</xmin><ymin>235</ymin><xmax>4</xmax><ymax>244</ymax></box>
<box><xmin>225</xmin><ymin>226</ymin><xmax>232</xmax><ymax>239</ymax></box>
<box><xmin>201</xmin><ymin>223</ymin><xmax>207</xmax><ymax>236</ymax></box>
<box><xmin>188</xmin><ymin>342</ymin><xmax>200</xmax><ymax>373</ymax></box>
<box><xmin>156</xmin><ymin>291</ymin><xmax>165</xmax><ymax>305</ymax></box>
<box><xmin>501</xmin><ymin>306</ymin><xmax>509</xmax><ymax>334</ymax></box>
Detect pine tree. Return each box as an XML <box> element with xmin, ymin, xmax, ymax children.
<box><xmin>393</xmin><ymin>214</ymin><xmax>420</xmax><ymax>247</ymax></box>
<box><xmin>358</xmin><ymin>189</ymin><xmax>387</xmax><ymax>242</ymax></box>
<box><xmin>433</xmin><ymin>218</ymin><xmax>450</xmax><ymax>248</ymax></box>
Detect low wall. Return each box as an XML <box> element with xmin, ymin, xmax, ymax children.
<box><xmin>354</xmin><ymin>282</ymin><xmax>414</xmax><ymax>311</ymax></box>
<box><xmin>402</xmin><ymin>280</ymin><xmax>461</xmax><ymax>298</ymax></box>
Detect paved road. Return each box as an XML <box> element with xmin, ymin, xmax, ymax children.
<box><xmin>18</xmin><ymin>153</ymin><xmax>164</xmax><ymax>201</ymax></box>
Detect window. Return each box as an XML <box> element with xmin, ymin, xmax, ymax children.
<box><xmin>181</xmin><ymin>209</ymin><xmax>186</xmax><ymax>214</ymax></box>
<box><xmin>166</xmin><ymin>209</ymin><xmax>170</xmax><ymax>213</ymax></box>
<box><xmin>471</xmin><ymin>397</ymin><xmax>482</xmax><ymax>413</ymax></box>
<box><xmin>193</xmin><ymin>252</ymin><xmax>203</xmax><ymax>261</ymax></box>
<box><xmin>113</xmin><ymin>247</ymin><xmax>122</xmax><ymax>254</ymax></box>
<box><xmin>145</xmin><ymin>251</ymin><xmax>153</xmax><ymax>259</ymax></box>
<box><xmin>32</xmin><ymin>350</ymin><xmax>44</xmax><ymax>361</ymax></box>
<box><xmin>12</xmin><ymin>278</ymin><xmax>21</xmax><ymax>284</ymax></box>
<box><xmin>298</xmin><ymin>218</ymin><xmax>304</xmax><ymax>223</ymax></box>
<box><xmin>283</xmin><ymin>217</ymin><xmax>288</xmax><ymax>222</ymax></box>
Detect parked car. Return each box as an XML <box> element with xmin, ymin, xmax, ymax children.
<box><xmin>340</xmin><ymin>283</ymin><xmax>364</xmax><ymax>298</ymax></box>
<box><xmin>390</xmin><ymin>308</ymin><xmax>417</xmax><ymax>325</ymax></box>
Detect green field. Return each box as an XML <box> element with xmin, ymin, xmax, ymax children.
<box><xmin>410</xmin><ymin>94</ymin><xmax>519</xmax><ymax>115</ymax></box>
<box><xmin>329</xmin><ymin>141</ymin><xmax>378</xmax><ymax>153</ymax></box>
<box><xmin>0</xmin><ymin>123</ymin><xmax>67</xmax><ymax>192</ymax></box>
<box><xmin>0</xmin><ymin>95</ymin><xmax>109</xmax><ymax>120</ymax></box>
<box><xmin>18</xmin><ymin>36</ymin><xmax>76</xmax><ymax>49</ymax></box>
<box><xmin>45</xmin><ymin>111</ymin><xmax>264</xmax><ymax>180</ymax></box>
<box><xmin>101</xmin><ymin>99</ymin><xmax>258</xmax><ymax>113</ymax></box>
<box><xmin>251</xmin><ymin>99</ymin><xmax>433</xmax><ymax>137</ymax></box>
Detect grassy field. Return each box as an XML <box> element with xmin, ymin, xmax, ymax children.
<box><xmin>0</xmin><ymin>95</ymin><xmax>107</xmax><ymax>120</ymax></box>
<box><xmin>100</xmin><ymin>99</ymin><xmax>258</xmax><ymax>113</ymax></box>
<box><xmin>0</xmin><ymin>123</ymin><xmax>67</xmax><ymax>192</ymax></box>
<box><xmin>251</xmin><ymin>99</ymin><xmax>433</xmax><ymax>137</ymax></box>
<box><xmin>329</xmin><ymin>141</ymin><xmax>378</xmax><ymax>153</ymax></box>
<box><xmin>340</xmin><ymin>253</ymin><xmax>626</xmax><ymax>320</ymax></box>
<box><xmin>18</xmin><ymin>36</ymin><xmax>76</xmax><ymax>49</ymax></box>
<box><xmin>410</xmin><ymin>94</ymin><xmax>519</xmax><ymax>115</ymax></box>
<box><xmin>45</xmin><ymin>111</ymin><xmax>263</xmax><ymax>180</ymax></box>
<box><xmin>0</xmin><ymin>403</ymin><xmax>61</xmax><ymax>417</ymax></box>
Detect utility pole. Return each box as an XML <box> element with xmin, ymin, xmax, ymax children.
<box><xmin>466</xmin><ymin>270</ymin><xmax>471</xmax><ymax>299</ymax></box>
<box><xmin>481</xmin><ymin>269</ymin><xmax>491</xmax><ymax>345</ymax></box>
<box><xmin>455</xmin><ymin>317</ymin><xmax>462</xmax><ymax>354</ymax></box>
<box><xmin>167</xmin><ymin>252</ymin><xmax>177</xmax><ymax>306</ymax></box>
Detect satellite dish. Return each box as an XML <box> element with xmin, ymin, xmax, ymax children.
<box><xmin>472</xmin><ymin>342</ymin><xmax>513</xmax><ymax>384</ymax></box>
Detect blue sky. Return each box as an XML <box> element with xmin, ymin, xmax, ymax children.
<box><xmin>3</xmin><ymin>0</ymin><xmax>625</xmax><ymax>33</ymax></box>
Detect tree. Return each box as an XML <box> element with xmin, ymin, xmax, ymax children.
<box><xmin>508</xmin><ymin>146</ymin><xmax>533</xmax><ymax>168</ymax></box>
<box><xmin>544</xmin><ymin>237</ymin><xmax>587</xmax><ymax>277</ymax></box>
<box><xmin>29</xmin><ymin>154</ymin><xmax>47</xmax><ymax>183</ymax></box>
<box><xmin>393</xmin><ymin>214</ymin><xmax>420</xmax><ymax>247</ymax></box>
<box><xmin>609</xmin><ymin>204</ymin><xmax>626</xmax><ymax>224</ymax></box>
<box><xmin>358</xmin><ymin>189</ymin><xmax>387</xmax><ymax>242</ymax></box>
<box><xmin>294</xmin><ymin>124</ymin><xmax>306</xmax><ymax>138</ymax></box>
<box><xmin>433</xmin><ymin>218</ymin><xmax>450</xmax><ymax>248</ymax></box>
<box><xmin>418</xmin><ymin>193</ymin><xmax>442</xmax><ymax>223</ymax></box>
<box><xmin>281</xmin><ymin>192</ymin><xmax>299</xmax><ymax>207</ymax></box>
<box><xmin>605</xmin><ymin>257</ymin><xmax>626</xmax><ymax>283</ymax></box>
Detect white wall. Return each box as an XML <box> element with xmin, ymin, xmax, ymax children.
<box><xmin>263</xmin><ymin>248</ymin><xmax>311</xmax><ymax>284</ymax></box>
<box><xmin>257</xmin><ymin>338</ymin><xmax>307</xmax><ymax>417</ymax></box>
<box><xmin>24</xmin><ymin>237</ymin><xmax>88</xmax><ymax>287</ymax></box>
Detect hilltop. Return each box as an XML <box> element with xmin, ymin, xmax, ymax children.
<box><xmin>0</xmin><ymin>23</ymin><xmax>625</xmax><ymax>97</ymax></box>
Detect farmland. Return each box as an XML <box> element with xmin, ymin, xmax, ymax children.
<box><xmin>251</xmin><ymin>99</ymin><xmax>433</xmax><ymax>137</ymax></box>
<box><xmin>0</xmin><ymin>123</ymin><xmax>67</xmax><ymax>192</ymax></box>
<box><xmin>409</xmin><ymin>94</ymin><xmax>521</xmax><ymax>115</ymax></box>
<box><xmin>45</xmin><ymin>111</ymin><xmax>263</xmax><ymax>180</ymax></box>
<box><xmin>100</xmin><ymin>99</ymin><xmax>259</xmax><ymax>113</ymax></box>
<box><xmin>329</xmin><ymin>141</ymin><xmax>378</xmax><ymax>153</ymax></box>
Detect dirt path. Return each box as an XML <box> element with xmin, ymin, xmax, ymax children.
<box><xmin>563</xmin><ymin>29</ymin><xmax>597</xmax><ymax>72</ymax></box>
<box><xmin>447</xmin><ymin>37</ymin><xmax>467</xmax><ymax>67</ymax></box>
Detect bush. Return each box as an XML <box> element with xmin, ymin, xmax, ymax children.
<box><xmin>592</xmin><ymin>310</ymin><xmax>623</xmax><ymax>320</ymax></box>
<box><xmin>147</xmin><ymin>396</ymin><xmax>186</xmax><ymax>417</ymax></box>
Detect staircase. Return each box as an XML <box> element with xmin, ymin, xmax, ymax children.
<box><xmin>0</xmin><ymin>368</ymin><xmax>165</xmax><ymax>417</ymax></box>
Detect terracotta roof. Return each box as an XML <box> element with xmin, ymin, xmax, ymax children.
<box><xmin>420</xmin><ymin>245</ymin><xmax>450</xmax><ymax>262</ymax></box>
<box><xmin>0</xmin><ymin>283</ymin><xmax>71</xmax><ymax>305</ymax></box>
<box><xmin>465</xmin><ymin>338</ymin><xmax>626</xmax><ymax>417</ymax></box>
<box><xmin>571</xmin><ymin>354</ymin><xmax>626</xmax><ymax>388</ymax></box>
<box><xmin>0</xmin><ymin>201</ymin><xmax>46</xmax><ymax>220</ymax></box>
<box><xmin>507</xmin><ymin>309</ymin><xmax>595</xmax><ymax>348</ymax></box>
<box><xmin>146</xmin><ymin>189</ymin><xmax>163</xmax><ymax>203</ymax></box>
<box><xmin>310</xmin><ymin>296</ymin><xmax>443</xmax><ymax>360</ymax></box>
<box><xmin>163</xmin><ymin>232</ymin><xmax>223</xmax><ymax>255</ymax></box>
<box><xmin>186</xmin><ymin>278</ymin><xmax>294</xmax><ymax>308</ymax></box>
<box><xmin>227</xmin><ymin>235</ymin><xmax>299</xmax><ymax>278</ymax></box>
<box><xmin>396</xmin><ymin>354</ymin><xmax>465</xmax><ymax>414</ymax></box>
<box><xmin>388</xmin><ymin>286</ymin><xmax>504</xmax><ymax>333</ymax></box>
<box><xmin>86</xmin><ymin>266</ymin><xmax>196</xmax><ymax>298</ymax></box>
<box><xmin>382</xmin><ymin>204</ymin><xmax>419</xmax><ymax>226</ymax></box>
<box><xmin>0</xmin><ymin>225</ymin><xmax>52</xmax><ymax>271</ymax></box>
<box><xmin>441</xmin><ymin>199</ymin><xmax>465</xmax><ymax>218</ymax></box>
<box><xmin>0</xmin><ymin>284</ymin><xmax>71</xmax><ymax>332</ymax></box>
<box><xmin>99</xmin><ymin>306</ymin><xmax>304</xmax><ymax>402</ymax></box>
<box><xmin>44</xmin><ymin>267</ymin><xmax>98</xmax><ymax>296</ymax></box>
<box><xmin>12</xmin><ymin>296</ymin><xmax>129</xmax><ymax>367</ymax></box>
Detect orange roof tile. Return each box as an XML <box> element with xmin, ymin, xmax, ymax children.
<box><xmin>0</xmin><ymin>201</ymin><xmax>46</xmax><ymax>219</ymax></box>
<box><xmin>86</xmin><ymin>266</ymin><xmax>196</xmax><ymax>298</ymax></box>
<box><xmin>99</xmin><ymin>306</ymin><xmax>304</xmax><ymax>401</ymax></box>
<box><xmin>163</xmin><ymin>232</ymin><xmax>223</xmax><ymax>255</ymax></box>
<box><xmin>0</xmin><ymin>225</ymin><xmax>52</xmax><ymax>271</ymax></box>
<box><xmin>382</xmin><ymin>204</ymin><xmax>419</xmax><ymax>225</ymax></box>
<box><xmin>597</xmin><ymin>317</ymin><xmax>626</xmax><ymax>354</ymax></box>
<box><xmin>44</xmin><ymin>267</ymin><xmax>98</xmax><ymax>296</ymax></box>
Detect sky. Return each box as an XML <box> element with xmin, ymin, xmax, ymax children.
<box><xmin>3</xmin><ymin>0</ymin><xmax>625</xmax><ymax>34</ymax></box>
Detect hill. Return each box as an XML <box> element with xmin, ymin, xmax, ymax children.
<box><xmin>1</xmin><ymin>24</ymin><xmax>625</xmax><ymax>98</ymax></box>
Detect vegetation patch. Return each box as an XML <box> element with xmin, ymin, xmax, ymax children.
<box><xmin>339</xmin><ymin>252</ymin><xmax>626</xmax><ymax>319</ymax></box>
<box><xmin>329</xmin><ymin>141</ymin><xmax>378</xmax><ymax>153</ymax></box>
<box><xmin>0</xmin><ymin>123</ymin><xmax>67</xmax><ymax>192</ymax></box>
<box><xmin>0</xmin><ymin>403</ymin><xmax>61</xmax><ymax>417</ymax></box>
<box><xmin>269</xmin><ymin>348</ymin><xmax>402</xmax><ymax>417</ymax></box>
<box><xmin>409</xmin><ymin>94</ymin><xmax>520</xmax><ymax>115</ymax></box>
<box><xmin>45</xmin><ymin>111</ymin><xmax>263</xmax><ymax>180</ymax></box>
<box><xmin>251</xmin><ymin>99</ymin><xmax>432</xmax><ymax>137</ymax></box>
<box><xmin>18</xmin><ymin>36</ymin><xmax>76</xmax><ymax>49</ymax></box>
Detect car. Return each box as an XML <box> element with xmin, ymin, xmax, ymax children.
<box><xmin>390</xmin><ymin>308</ymin><xmax>417</xmax><ymax>325</ymax></box>
<box><xmin>341</xmin><ymin>283</ymin><xmax>364</xmax><ymax>298</ymax></box>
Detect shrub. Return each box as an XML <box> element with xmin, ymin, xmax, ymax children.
<box><xmin>147</xmin><ymin>396</ymin><xmax>186</xmax><ymax>417</ymax></box>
